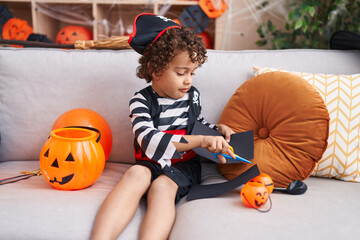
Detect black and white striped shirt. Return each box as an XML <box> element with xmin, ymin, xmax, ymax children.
<box><xmin>129</xmin><ymin>86</ymin><xmax>216</xmax><ymax>168</ymax></box>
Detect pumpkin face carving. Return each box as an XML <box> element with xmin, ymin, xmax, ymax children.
<box><xmin>40</xmin><ymin>127</ymin><xmax>105</xmax><ymax>190</ymax></box>
<box><xmin>240</xmin><ymin>181</ymin><xmax>269</xmax><ymax>208</ymax></box>
<box><xmin>55</xmin><ymin>25</ymin><xmax>93</xmax><ymax>44</ymax></box>
<box><xmin>2</xmin><ymin>18</ymin><xmax>33</xmax><ymax>41</ymax></box>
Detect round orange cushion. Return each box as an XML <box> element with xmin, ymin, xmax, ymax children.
<box><xmin>217</xmin><ymin>72</ymin><xmax>329</xmax><ymax>187</ymax></box>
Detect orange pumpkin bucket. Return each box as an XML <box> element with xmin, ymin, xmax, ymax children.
<box><xmin>249</xmin><ymin>173</ymin><xmax>274</xmax><ymax>194</ymax></box>
<box><xmin>240</xmin><ymin>181</ymin><xmax>269</xmax><ymax>209</ymax></box>
<box><xmin>39</xmin><ymin>127</ymin><xmax>105</xmax><ymax>190</ymax></box>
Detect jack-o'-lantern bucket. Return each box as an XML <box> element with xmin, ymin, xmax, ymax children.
<box><xmin>240</xmin><ymin>181</ymin><xmax>269</xmax><ymax>209</ymax></box>
<box><xmin>249</xmin><ymin>173</ymin><xmax>274</xmax><ymax>194</ymax></box>
<box><xmin>40</xmin><ymin>126</ymin><xmax>105</xmax><ymax>190</ymax></box>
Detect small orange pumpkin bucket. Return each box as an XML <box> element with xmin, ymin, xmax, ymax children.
<box><xmin>249</xmin><ymin>173</ymin><xmax>274</xmax><ymax>194</ymax></box>
<box><xmin>39</xmin><ymin>126</ymin><xmax>105</xmax><ymax>190</ymax></box>
<box><xmin>240</xmin><ymin>181</ymin><xmax>270</xmax><ymax>209</ymax></box>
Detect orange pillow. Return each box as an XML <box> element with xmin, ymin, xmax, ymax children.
<box><xmin>217</xmin><ymin>72</ymin><xmax>330</xmax><ymax>187</ymax></box>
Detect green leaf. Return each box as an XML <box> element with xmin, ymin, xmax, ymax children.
<box><xmin>302</xmin><ymin>5</ymin><xmax>310</xmax><ymax>14</ymax></box>
<box><xmin>309</xmin><ymin>6</ymin><xmax>315</xmax><ymax>17</ymax></box>
<box><xmin>294</xmin><ymin>9</ymin><xmax>302</xmax><ymax>19</ymax></box>
<box><xmin>313</xmin><ymin>1</ymin><xmax>320</xmax><ymax>7</ymax></box>
<box><xmin>285</xmin><ymin>23</ymin><xmax>290</xmax><ymax>30</ymax></box>
<box><xmin>288</xmin><ymin>10</ymin><xmax>294</xmax><ymax>20</ymax></box>
<box><xmin>256</xmin><ymin>40</ymin><xmax>267</xmax><ymax>46</ymax></box>
<box><xmin>256</xmin><ymin>25</ymin><xmax>264</xmax><ymax>35</ymax></box>
<box><xmin>311</xmin><ymin>25</ymin><xmax>317</xmax><ymax>33</ymax></box>
<box><xmin>302</xmin><ymin>22</ymin><xmax>308</xmax><ymax>32</ymax></box>
<box><xmin>304</xmin><ymin>15</ymin><xmax>309</xmax><ymax>25</ymax></box>
<box><xmin>295</xmin><ymin>19</ymin><xmax>303</xmax><ymax>30</ymax></box>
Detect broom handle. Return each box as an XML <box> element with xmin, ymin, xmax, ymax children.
<box><xmin>0</xmin><ymin>39</ymin><xmax>74</xmax><ymax>49</ymax></box>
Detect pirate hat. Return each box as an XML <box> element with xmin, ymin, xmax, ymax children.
<box><xmin>128</xmin><ymin>13</ymin><xmax>181</xmax><ymax>55</ymax></box>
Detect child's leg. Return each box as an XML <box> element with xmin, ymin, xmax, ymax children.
<box><xmin>91</xmin><ymin>165</ymin><xmax>152</xmax><ymax>240</ymax></box>
<box><xmin>139</xmin><ymin>175</ymin><xmax>178</xmax><ymax>240</ymax></box>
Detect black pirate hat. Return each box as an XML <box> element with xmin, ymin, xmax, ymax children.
<box><xmin>128</xmin><ymin>13</ymin><xmax>181</xmax><ymax>55</ymax></box>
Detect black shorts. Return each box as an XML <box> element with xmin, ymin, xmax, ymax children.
<box><xmin>135</xmin><ymin>156</ymin><xmax>201</xmax><ymax>203</ymax></box>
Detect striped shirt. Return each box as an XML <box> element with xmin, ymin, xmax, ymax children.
<box><xmin>129</xmin><ymin>86</ymin><xmax>216</xmax><ymax>168</ymax></box>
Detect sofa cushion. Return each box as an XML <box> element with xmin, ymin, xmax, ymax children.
<box><xmin>0</xmin><ymin>48</ymin><xmax>143</xmax><ymax>163</ymax></box>
<box><xmin>1</xmin><ymin>49</ymin><xmax>359</xmax><ymax>164</ymax></box>
<box><xmin>171</xmin><ymin>162</ymin><xmax>360</xmax><ymax>240</ymax></box>
<box><xmin>217</xmin><ymin>72</ymin><xmax>329</xmax><ymax>187</ymax></box>
<box><xmin>0</xmin><ymin>161</ymin><xmax>144</xmax><ymax>240</ymax></box>
<box><xmin>253</xmin><ymin>66</ymin><xmax>360</xmax><ymax>183</ymax></box>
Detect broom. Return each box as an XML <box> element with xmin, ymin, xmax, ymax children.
<box><xmin>0</xmin><ymin>35</ymin><xmax>131</xmax><ymax>50</ymax></box>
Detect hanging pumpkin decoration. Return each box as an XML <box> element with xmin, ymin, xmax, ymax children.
<box><xmin>2</xmin><ymin>18</ymin><xmax>33</xmax><ymax>47</ymax></box>
<box><xmin>52</xmin><ymin>108</ymin><xmax>113</xmax><ymax>162</ymax></box>
<box><xmin>197</xmin><ymin>31</ymin><xmax>213</xmax><ymax>49</ymax></box>
<box><xmin>55</xmin><ymin>25</ymin><xmax>93</xmax><ymax>44</ymax></box>
<box><xmin>240</xmin><ymin>181</ymin><xmax>269</xmax><ymax>209</ymax></box>
<box><xmin>249</xmin><ymin>173</ymin><xmax>274</xmax><ymax>194</ymax></box>
<box><xmin>199</xmin><ymin>0</ymin><xmax>228</xmax><ymax>19</ymax></box>
<box><xmin>179</xmin><ymin>5</ymin><xmax>209</xmax><ymax>34</ymax></box>
<box><xmin>40</xmin><ymin>127</ymin><xmax>105</xmax><ymax>190</ymax></box>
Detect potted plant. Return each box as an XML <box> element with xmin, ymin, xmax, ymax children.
<box><xmin>256</xmin><ymin>0</ymin><xmax>360</xmax><ymax>49</ymax></box>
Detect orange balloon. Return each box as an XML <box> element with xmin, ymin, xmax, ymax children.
<box><xmin>250</xmin><ymin>173</ymin><xmax>274</xmax><ymax>194</ymax></box>
<box><xmin>52</xmin><ymin>108</ymin><xmax>112</xmax><ymax>161</ymax></box>
<box><xmin>199</xmin><ymin>0</ymin><xmax>228</xmax><ymax>19</ymax></box>
<box><xmin>40</xmin><ymin>127</ymin><xmax>105</xmax><ymax>190</ymax></box>
<box><xmin>240</xmin><ymin>181</ymin><xmax>269</xmax><ymax>208</ymax></box>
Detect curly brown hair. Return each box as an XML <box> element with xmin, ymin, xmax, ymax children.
<box><xmin>137</xmin><ymin>27</ymin><xmax>207</xmax><ymax>83</ymax></box>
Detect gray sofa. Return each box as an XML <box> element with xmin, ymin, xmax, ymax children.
<box><xmin>0</xmin><ymin>48</ymin><xmax>359</xmax><ymax>240</ymax></box>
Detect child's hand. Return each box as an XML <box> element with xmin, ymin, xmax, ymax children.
<box><xmin>200</xmin><ymin>135</ymin><xmax>236</xmax><ymax>164</ymax></box>
<box><xmin>216</xmin><ymin>124</ymin><xmax>235</xmax><ymax>142</ymax></box>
